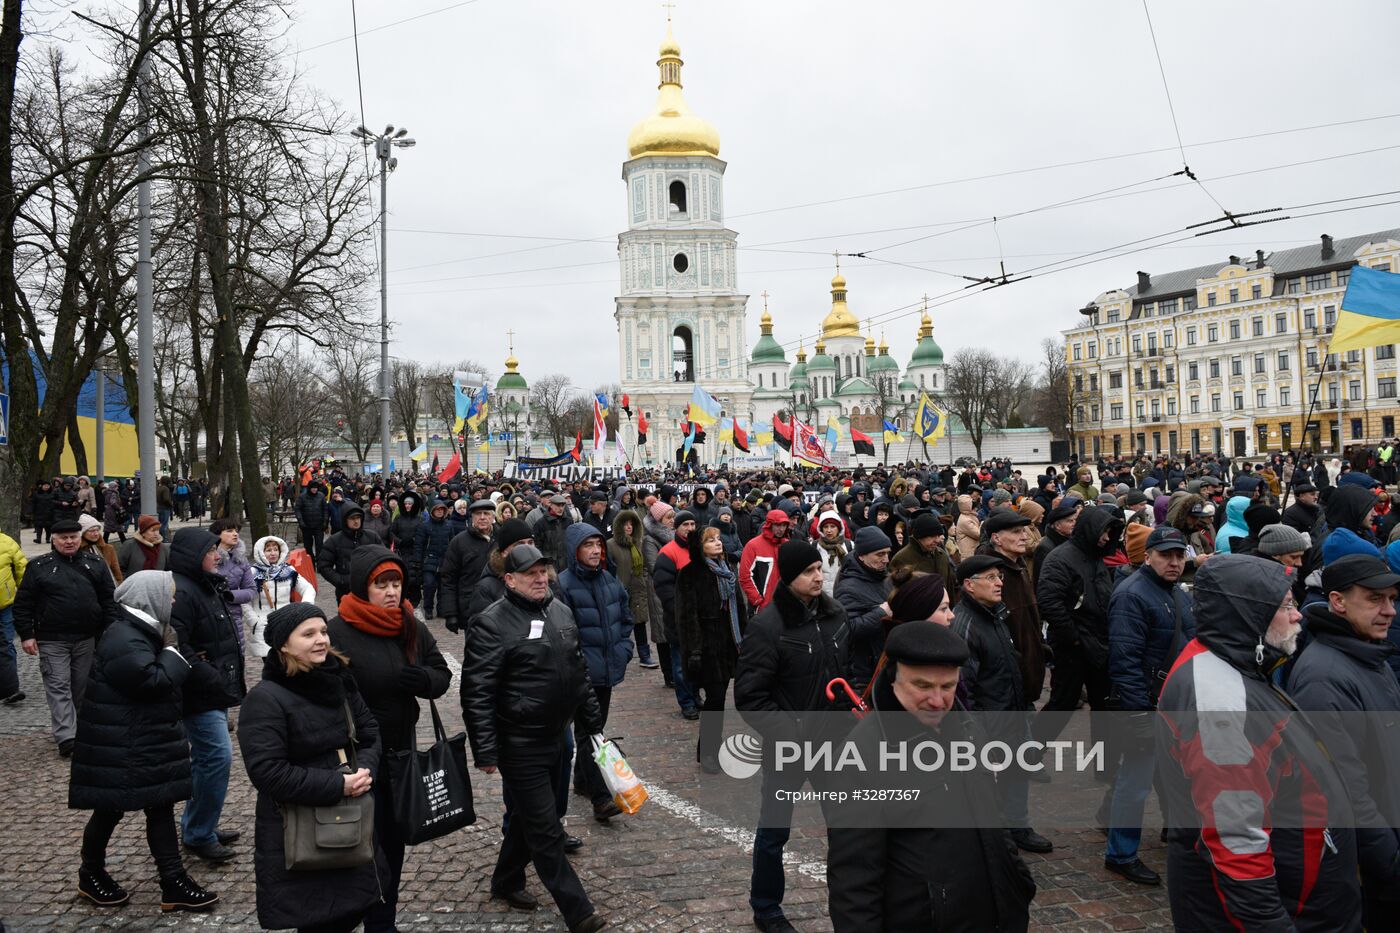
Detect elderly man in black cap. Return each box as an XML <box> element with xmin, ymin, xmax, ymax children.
<box><xmin>1104</xmin><ymin>525</ymin><xmax>1196</xmax><ymax>885</ymax></box>
<box><xmin>952</xmin><ymin>553</ymin><xmax>1051</xmax><ymax>854</ymax></box>
<box><xmin>979</xmin><ymin>509</ymin><xmax>1046</xmax><ymax>710</ymax></box>
<box><xmin>438</xmin><ymin>498</ymin><xmax>498</xmax><ymax>635</ymax></box>
<box><xmin>1032</xmin><ymin>501</ymin><xmax>1078</xmax><ymax>588</ymax></box>
<box><xmin>735</xmin><ymin>539</ymin><xmax>852</xmax><ymax>933</ymax></box>
<box><xmin>1289</xmin><ymin>553</ymin><xmax>1400</xmax><ymax>921</ymax></box>
<box><xmin>826</xmin><ymin>620</ymin><xmax>1036</xmax><ymax>931</ymax></box>
<box><xmin>462</xmin><ymin>544</ymin><xmax>607</xmax><ymax>933</ymax></box>
<box><xmin>582</xmin><ymin>491</ymin><xmax>613</xmax><ymax>537</ymax></box>
<box><xmin>13</xmin><ymin>517</ymin><xmax>120</xmax><ymax>757</ymax></box>
<box><xmin>835</xmin><ymin>527</ymin><xmax>895</xmax><ymax>691</ymax></box>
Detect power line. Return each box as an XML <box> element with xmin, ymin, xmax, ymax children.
<box><xmin>349</xmin><ymin>0</ymin><xmax>378</xmax><ymax>278</ymax></box>
<box><xmin>300</xmin><ymin>0</ymin><xmax>483</xmax><ymax>54</ymax></box>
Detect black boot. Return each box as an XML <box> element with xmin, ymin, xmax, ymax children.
<box><xmin>78</xmin><ymin>866</ymin><xmax>129</xmax><ymax>907</ymax></box>
<box><xmin>159</xmin><ymin>873</ymin><xmax>218</xmax><ymax>912</ymax></box>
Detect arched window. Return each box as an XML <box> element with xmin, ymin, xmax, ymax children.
<box><xmin>673</xmin><ymin>326</ymin><xmax>693</xmax><ymax>382</ymax></box>
<box><xmin>669</xmin><ymin>180</ymin><xmax>687</xmax><ymax>215</ymax></box>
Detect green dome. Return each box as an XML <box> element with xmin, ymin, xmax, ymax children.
<box><xmin>909</xmin><ymin>315</ymin><xmax>944</xmax><ymax>367</ymax></box>
<box><xmin>806</xmin><ymin>347</ymin><xmax>836</xmax><ymax>372</ymax></box>
<box><xmin>867</xmin><ymin>351</ymin><xmax>899</xmax><ymax>375</ymax></box>
<box><xmin>835</xmin><ymin>376</ymin><xmax>875</xmax><ymax>398</ymax></box>
<box><xmin>496</xmin><ymin>372</ymin><xmax>528</xmax><ymax>390</ymax></box>
<box><xmin>898</xmin><ymin>376</ymin><xmax>917</xmax><ymax>391</ymax></box>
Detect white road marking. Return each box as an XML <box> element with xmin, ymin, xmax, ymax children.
<box><xmin>439</xmin><ymin>648</ymin><xmax>825</xmax><ymax>884</ymax></box>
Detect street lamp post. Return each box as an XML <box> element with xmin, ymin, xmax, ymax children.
<box><xmin>353</xmin><ymin>124</ymin><xmax>416</xmax><ymax>477</ymax></box>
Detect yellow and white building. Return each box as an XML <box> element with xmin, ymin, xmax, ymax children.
<box><xmin>1063</xmin><ymin>228</ymin><xmax>1400</xmax><ymax>461</ymax></box>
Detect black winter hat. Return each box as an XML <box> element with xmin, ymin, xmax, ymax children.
<box><xmin>887</xmin><ymin>572</ymin><xmax>947</xmax><ymax>623</ymax></box>
<box><xmin>910</xmin><ymin>512</ymin><xmax>944</xmax><ymax>539</ymax></box>
<box><xmin>496</xmin><ymin>518</ymin><xmax>533</xmax><ymax>550</ymax></box>
<box><xmin>265</xmin><ymin>603</ymin><xmax>328</xmax><ymax>657</ymax></box>
<box><xmin>854</xmin><ymin>526</ymin><xmax>892</xmax><ymax>556</ymax></box>
<box><xmin>777</xmin><ymin>540</ymin><xmax>822</xmax><ymax>586</ymax></box>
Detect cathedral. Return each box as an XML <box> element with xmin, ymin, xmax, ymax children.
<box><xmin>615</xmin><ymin>25</ymin><xmax>947</xmax><ymax>464</ymax></box>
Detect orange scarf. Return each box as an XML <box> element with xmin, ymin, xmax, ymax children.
<box><xmin>337</xmin><ymin>593</ymin><xmax>416</xmax><ymax>647</ymax></box>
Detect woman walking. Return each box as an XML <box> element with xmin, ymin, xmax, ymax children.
<box><xmin>70</xmin><ymin>570</ymin><xmax>217</xmax><ymax>912</ymax></box>
<box><xmin>642</xmin><ymin>503</ymin><xmax>676</xmax><ymax>686</ymax></box>
<box><xmin>674</xmin><ymin>526</ymin><xmax>747</xmax><ymax>773</ymax></box>
<box><xmin>609</xmin><ymin>510</ymin><xmax>658</xmax><ymax>668</ymax></box>
<box><xmin>247</xmin><ymin>535</ymin><xmax>316</xmax><ymax>658</ymax></box>
<box><xmin>239</xmin><ymin>603</ymin><xmax>384</xmax><ymax>933</ymax></box>
<box><xmin>326</xmin><ymin>546</ymin><xmax>452</xmax><ymax>933</ymax></box>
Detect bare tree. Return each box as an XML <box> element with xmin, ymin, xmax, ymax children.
<box><xmin>322</xmin><ymin>342</ymin><xmax>378</xmax><ymax>464</ymax></box>
<box><xmin>943</xmin><ymin>349</ymin><xmax>1036</xmax><ymax>460</ymax></box>
<box><xmin>531</xmin><ymin>373</ymin><xmax>575</xmax><ymax>453</ymax></box>
<box><xmin>390</xmin><ymin>360</ymin><xmax>430</xmax><ymax>458</ymax></box>
<box><xmin>1032</xmin><ymin>336</ymin><xmax>1077</xmax><ymax>443</ymax></box>
<box><xmin>248</xmin><ymin>351</ymin><xmax>334</xmax><ymax>478</ymax></box>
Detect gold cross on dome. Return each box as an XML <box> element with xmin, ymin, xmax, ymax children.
<box><xmin>921</xmin><ymin>293</ymin><xmax>930</xmax><ymax>310</ymax></box>
<box><xmin>833</xmin><ymin>251</ymin><xmax>842</xmax><ymax>274</ymax></box>
<box><xmin>760</xmin><ymin>290</ymin><xmax>770</xmax><ymax>310</ymax></box>
<box><xmin>661</xmin><ymin>1</ymin><xmax>676</xmax><ymax>22</ymax></box>
<box><xmin>506</xmin><ymin>328</ymin><xmax>515</xmax><ymax>353</ymax></box>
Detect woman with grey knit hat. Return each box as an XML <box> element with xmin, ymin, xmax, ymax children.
<box><xmin>69</xmin><ymin>570</ymin><xmax>217</xmax><ymax>912</ymax></box>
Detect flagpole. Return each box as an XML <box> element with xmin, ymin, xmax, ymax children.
<box><xmin>1282</xmin><ymin>338</ymin><xmax>1334</xmax><ymax>512</ymax></box>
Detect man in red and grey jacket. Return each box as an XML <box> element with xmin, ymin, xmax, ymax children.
<box><xmin>738</xmin><ymin>510</ymin><xmax>792</xmax><ymax>612</ymax></box>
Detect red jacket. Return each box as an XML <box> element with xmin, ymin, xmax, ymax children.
<box><xmin>739</xmin><ymin>510</ymin><xmax>790</xmax><ymax>610</ymax></box>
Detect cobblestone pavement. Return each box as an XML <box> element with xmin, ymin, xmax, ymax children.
<box><xmin>1</xmin><ymin>521</ymin><xmax>1172</xmax><ymax>931</ymax></box>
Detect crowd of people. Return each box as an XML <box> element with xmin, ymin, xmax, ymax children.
<box><xmin>4</xmin><ymin>446</ymin><xmax>1400</xmax><ymax>931</ymax></box>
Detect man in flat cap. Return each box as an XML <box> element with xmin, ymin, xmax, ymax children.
<box><xmin>826</xmin><ymin>619</ymin><xmax>1036</xmax><ymax>931</ymax></box>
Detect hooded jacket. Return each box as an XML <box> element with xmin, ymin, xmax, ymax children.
<box><xmin>169</xmin><ymin>527</ymin><xmax>246</xmax><ymax>714</ymax></box>
<box><xmin>640</xmin><ymin>511</ymin><xmax>672</xmax><ymax>645</ymax></box>
<box><xmin>69</xmin><ymin>571</ymin><xmax>193</xmax><ymax>813</ymax></box>
<box><xmin>1035</xmin><ymin>506</ymin><xmax>1124</xmax><ymax>666</ymax></box>
<box><xmin>412</xmin><ymin>502</ymin><xmax>456</xmax><ymax>576</ymax></box>
<box><xmin>607</xmin><ymin>511</ymin><xmax>650</xmax><ymax>629</ymax></box>
<box><xmin>215</xmin><ymin>539</ymin><xmax>257</xmax><ymax>630</ymax></box>
<box><xmin>438</xmin><ymin>518</ymin><xmax>494</xmax><ymax>624</ymax></box>
<box><xmin>557</xmin><ymin>523</ymin><xmax>634</xmax><ymax>688</ymax></box>
<box><xmin>1289</xmin><ymin>604</ymin><xmax>1400</xmax><ymax>893</ymax></box>
<box><xmin>738</xmin><ymin>510</ymin><xmax>791</xmax><ymax>610</ymax></box>
<box><xmin>293</xmin><ymin>484</ymin><xmax>328</xmax><ymax>531</ymax></box>
<box><xmin>316</xmin><ymin>504</ymin><xmax>385</xmax><ymax>600</ymax></box>
<box><xmin>246</xmin><ymin>535</ymin><xmax>316</xmax><ymax>658</ymax></box>
<box><xmin>674</xmin><ymin>528</ymin><xmax>747</xmax><ymax>686</ymax></box>
<box><xmin>389</xmin><ymin>492</ymin><xmax>423</xmax><ymax>557</ymax></box>
<box><xmin>834</xmin><ymin>552</ymin><xmax>893</xmax><ymax>689</ymax></box>
<box><xmin>1156</xmin><ymin>555</ymin><xmax>1360</xmax><ymax>932</ymax></box>
<box><xmin>1215</xmin><ymin>495</ymin><xmax>1252</xmax><ymax>554</ymax></box>
<box><xmin>711</xmin><ymin>507</ymin><xmax>742</xmax><ymax>563</ymax></box>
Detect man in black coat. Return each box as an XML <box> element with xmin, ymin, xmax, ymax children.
<box><xmin>826</xmin><ymin>621</ymin><xmax>1036</xmax><ymax>931</ymax></box>
<box><xmin>294</xmin><ymin>481</ymin><xmax>328</xmax><ymax>561</ymax></box>
<box><xmin>1033</xmin><ymin>506</ymin><xmax>1124</xmax><ymax>748</ymax></box>
<box><xmin>315</xmin><ymin>504</ymin><xmax>384</xmax><ymax>602</ymax></box>
<box><xmin>439</xmin><ymin>499</ymin><xmax>497</xmax><ymax>634</ymax></box>
<box><xmin>462</xmin><ymin>545</ymin><xmax>606</xmax><ymax>932</ymax></box>
<box><xmin>1289</xmin><ymin>554</ymin><xmax>1400</xmax><ymax>922</ymax></box>
<box><xmin>952</xmin><ymin>553</ymin><xmax>1050</xmax><ymax>855</ymax></box>
<box><xmin>1031</xmin><ymin>503</ymin><xmax>1077</xmax><ymax>588</ymax></box>
<box><xmin>833</xmin><ymin>526</ymin><xmax>893</xmax><ymax>691</ymax></box>
<box><xmin>735</xmin><ymin>540</ymin><xmax>852</xmax><ymax>933</ymax></box>
<box><xmin>168</xmin><ymin>527</ymin><xmax>245</xmax><ymax>862</ymax></box>
<box><xmin>13</xmin><ymin>518</ymin><xmax>119</xmax><ymax>757</ymax></box>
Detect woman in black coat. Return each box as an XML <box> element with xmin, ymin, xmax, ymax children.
<box><xmin>240</xmin><ymin>603</ymin><xmax>385</xmax><ymax>933</ymax></box>
<box><xmin>69</xmin><ymin>570</ymin><xmax>216</xmax><ymax>912</ymax></box>
<box><xmin>674</xmin><ymin>526</ymin><xmax>748</xmax><ymax>773</ymax></box>
<box><xmin>327</xmin><ymin>545</ymin><xmax>452</xmax><ymax>933</ymax></box>
<box><xmin>30</xmin><ymin>480</ymin><xmax>54</xmax><ymax>544</ymax></box>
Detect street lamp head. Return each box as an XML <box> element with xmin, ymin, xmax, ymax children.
<box><xmin>393</xmin><ymin>128</ymin><xmax>408</xmax><ymax>138</ymax></box>
<box><xmin>384</xmin><ymin>124</ymin><xmax>395</xmax><ymax>135</ymax></box>
<box><xmin>352</xmin><ymin>125</ymin><xmax>370</xmax><ymax>138</ymax></box>
<box><xmin>1079</xmin><ymin>302</ymin><xmax>1099</xmax><ymax>317</ymax></box>
<box><xmin>394</xmin><ymin>137</ymin><xmax>416</xmax><ymax>149</ymax></box>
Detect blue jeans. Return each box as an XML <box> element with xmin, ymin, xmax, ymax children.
<box><xmin>670</xmin><ymin>647</ymin><xmax>696</xmax><ymax>711</ymax></box>
<box><xmin>421</xmin><ymin>569</ymin><xmax>440</xmax><ymax>616</ymax></box>
<box><xmin>1105</xmin><ymin>746</ymin><xmax>1157</xmax><ymax>863</ymax></box>
<box><xmin>158</xmin><ymin>507</ymin><xmax>172</xmax><ymax>540</ymax></box>
<box><xmin>182</xmin><ymin>709</ymin><xmax>232</xmax><ymax>847</ymax></box>
<box><xmin>0</xmin><ymin>606</ymin><xmax>16</xmax><ymax>699</ymax></box>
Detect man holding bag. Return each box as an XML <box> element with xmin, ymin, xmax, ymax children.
<box><xmin>462</xmin><ymin>545</ymin><xmax>607</xmax><ymax>933</ymax></box>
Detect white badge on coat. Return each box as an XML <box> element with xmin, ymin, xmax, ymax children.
<box><xmin>528</xmin><ymin>620</ymin><xmax>545</xmax><ymax>640</ymax></box>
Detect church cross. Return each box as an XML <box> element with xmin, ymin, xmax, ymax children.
<box><xmin>506</xmin><ymin>328</ymin><xmax>515</xmax><ymax>353</ymax></box>
<box><xmin>661</xmin><ymin>1</ymin><xmax>676</xmax><ymax>22</ymax></box>
<box><xmin>760</xmin><ymin>289</ymin><xmax>769</xmax><ymax>310</ymax></box>
<box><xmin>833</xmin><ymin>251</ymin><xmax>842</xmax><ymax>275</ymax></box>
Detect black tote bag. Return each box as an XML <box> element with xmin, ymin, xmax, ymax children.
<box><xmin>387</xmin><ymin>698</ymin><xmax>476</xmax><ymax>845</ymax></box>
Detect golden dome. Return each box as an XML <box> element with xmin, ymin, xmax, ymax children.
<box><xmin>505</xmin><ymin>353</ymin><xmax>519</xmax><ymax>372</ymax></box>
<box><xmin>796</xmin><ymin>343</ymin><xmax>807</xmax><ymax>363</ymax></box>
<box><xmin>879</xmin><ymin>332</ymin><xmax>889</xmax><ymax>353</ymax></box>
<box><xmin>760</xmin><ymin>308</ymin><xmax>773</xmax><ymax>332</ymax></box>
<box><xmin>626</xmin><ymin>26</ymin><xmax>721</xmax><ymax>159</ymax></box>
<box><xmin>821</xmin><ymin>271</ymin><xmax>861</xmax><ymax>339</ymax></box>
<box><xmin>814</xmin><ymin>337</ymin><xmax>827</xmax><ymax>354</ymax></box>
<box><xmin>864</xmin><ymin>329</ymin><xmax>876</xmax><ymax>355</ymax></box>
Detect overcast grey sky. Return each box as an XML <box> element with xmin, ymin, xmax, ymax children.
<box><xmin>283</xmin><ymin>0</ymin><xmax>1400</xmax><ymax>391</ymax></box>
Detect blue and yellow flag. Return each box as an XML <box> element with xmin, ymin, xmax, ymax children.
<box><xmin>912</xmin><ymin>393</ymin><xmax>946</xmax><ymax>442</ymax></box>
<box><xmin>595</xmin><ymin>393</ymin><xmax>611</xmax><ymax>417</ymax></box>
<box><xmin>882</xmin><ymin>420</ymin><xmax>903</xmax><ymax>445</ymax></box>
<box><xmin>465</xmin><ymin>384</ymin><xmax>490</xmax><ymax>431</ymax></box>
<box><xmin>718</xmin><ymin>417</ymin><xmax>735</xmax><ymax>444</ymax></box>
<box><xmin>1332</xmin><ymin>265</ymin><xmax>1400</xmax><ymax>354</ymax></box>
<box><xmin>825</xmin><ymin>415</ymin><xmax>842</xmax><ymax>452</ymax></box>
<box><xmin>687</xmin><ymin>385</ymin><xmax>723</xmax><ymax>426</ymax></box>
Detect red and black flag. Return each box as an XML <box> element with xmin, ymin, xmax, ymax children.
<box><xmin>621</xmin><ymin>393</ymin><xmax>632</xmax><ymax>417</ymax></box>
<box><xmin>679</xmin><ymin>420</ymin><xmax>707</xmax><ymax>444</ymax></box>
<box><xmin>637</xmin><ymin>409</ymin><xmax>649</xmax><ymax>444</ymax></box>
<box><xmin>850</xmin><ymin>426</ymin><xmax>876</xmax><ymax>456</ymax></box>
<box><xmin>773</xmin><ymin>415</ymin><xmax>793</xmax><ymax>451</ymax></box>
<box><xmin>430</xmin><ymin>452</ymin><xmax>440</xmax><ymax>474</ymax></box>
<box><xmin>570</xmin><ymin>430</ymin><xmax>582</xmax><ymax>462</ymax></box>
<box><xmin>733</xmin><ymin>420</ymin><xmax>750</xmax><ymax>453</ymax></box>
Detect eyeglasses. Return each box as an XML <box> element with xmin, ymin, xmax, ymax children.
<box><xmin>1279</xmin><ymin>599</ymin><xmax>1299</xmax><ymax>613</ymax></box>
<box><xmin>970</xmin><ymin>571</ymin><xmax>1004</xmax><ymax>583</ymax></box>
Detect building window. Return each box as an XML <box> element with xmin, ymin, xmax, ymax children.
<box><xmin>1280</xmin><ymin>387</ymin><xmax>1290</xmax><ymax>406</ymax></box>
<box><xmin>1190</xmin><ymin>397</ymin><xmax>1200</xmax><ymax>414</ymax></box>
<box><xmin>1163</xmin><ymin>330</ymin><xmax>1174</xmax><ymax>349</ymax></box>
<box><xmin>1231</xmin><ymin>357</ymin><xmax>1243</xmax><ymax>377</ymax></box>
<box><xmin>1380</xmin><ymin>378</ymin><xmax>1398</xmax><ymax>399</ymax></box>
<box><xmin>1088</xmin><ymin>341</ymin><xmax>1097</xmax><ymax>358</ymax></box>
<box><xmin>1160</xmin><ymin>298</ymin><xmax>1178</xmax><ymax>315</ymax></box>
<box><xmin>1089</xmin><ymin>373</ymin><xmax>1099</xmax><ymax>391</ymax></box>
<box><xmin>1252</xmin><ymin>318</ymin><xmax>1264</xmax><ymax>337</ymax></box>
<box><xmin>1256</xmin><ymin>389</ymin><xmax>1267</xmax><ymax>408</ymax></box>
<box><xmin>1324</xmin><ymin>306</ymin><xmax>1337</xmax><ymax>330</ymax></box>
<box><xmin>1347</xmin><ymin>349</ymin><xmax>1360</xmax><ymax>364</ymax></box>
<box><xmin>1186</xmin><ymin>326</ymin><xmax>1197</xmax><ymax>346</ymax></box>
<box><xmin>1135</xmin><ymin>400</ymin><xmax>1145</xmax><ymax>419</ymax></box>
<box><xmin>1111</xmin><ymin>403</ymin><xmax>1124</xmax><ymax>420</ymax></box>
<box><xmin>1075</xmin><ymin>405</ymin><xmax>1085</xmax><ymax>423</ymax></box>
<box><xmin>1208</xmin><ymin>293</ymin><xmax>1218</xmax><ymax>307</ymax></box>
<box><xmin>1209</xmin><ymin>359</ymin><xmax>1221</xmax><ymax>379</ymax></box>
<box><xmin>1185</xmin><ymin>294</ymin><xmax>1198</xmax><ymax>311</ymax></box>
<box><xmin>1352</xmin><ymin>418</ymin><xmax>1364</xmax><ymax>440</ymax></box>
<box><xmin>1074</xmin><ymin>374</ymin><xmax>1083</xmax><ymax>391</ymax></box>
<box><xmin>1211</xmin><ymin>393</ymin><xmax>1222</xmax><ymax>412</ymax></box>
<box><xmin>673</xmin><ymin>252</ymin><xmax>689</xmax><ymax>273</ymax></box>
<box><xmin>1230</xmin><ymin>320</ymin><xmax>1241</xmax><ymax>340</ymax></box>
<box><xmin>1107</xmin><ymin>308</ymin><xmax>1120</xmax><ymax>323</ymax></box>
<box><xmin>1306</xmin><ymin>348</ymin><xmax>1318</xmax><ymax>369</ymax></box>
<box><xmin>669</xmin><ymin>180</ymin><xmax>688</xmax><ymax>214</ymax></box>
<box><xmin>1385</xmin><ymin>415</ymin><xmax>1396</xmax><ymax>436</ymax></box>
<box><xmin>1150</xmin><ymin>399</ymin><xmax>1161</xmax><ymax>418</ymax></box>
<box><xmin>1090</xmin><ymin>404</ymin><xmax>1100</xmax><ymax>421</ymax></box>
<box><xmin>1252</xmin><ymin>284</ymin><xmax>1263</xmax><ymax>300</ymax></box>
<box><xmin>1378</xmin><ymin>263</ymin><xmax>1393</xmax><ymax>273</ymax></box>
<box><xmin>1229</xmin><ymin>288</ymin><xmax>1240</xmax><ymax>303</ymax></box>
<box><xmin>1307</xmin><ymin>273</ymin><xmax>1330</xmax><ymax>291</ymax></box>
<box><xmin>1378</xmin><ymin>344</ymin><xmax>1396</xmax><ymax>360</ymax></box>
<box><xmin>1254</xmin><ymin>354</ymin><xmax>1267</xmax><ymax>374</ymax></box>
<box><xmin>1134</xmin><ymin>369</ymin><xmax>1144</xmax><ymax>389</ymax></box>
<box><xmin>1233</xmin><ymin>392</ymin><xmax>1244</xmax><ymax>411</ymax></box>
<box><xmin>1131</xmin><ymin>335</ymin><xmax>1141</xmax><ymax>353</ymax></box>
<box><xmin>1142</xmin><ymin>302</ymin><xmax>1154</xmax><ymax>317</ymax></box>
<box><xmin>1165</xmin><ymin>364</ymin><xmax>1175</xmax><ymax>382</ymax></box>
<box><xmin>1109</xmin><ymin>371</ymin><xmax>1122</xmax><ymax>389</ymax></box>
<box><xmin>1188</xmin><ymin>362</ymin><xmax>1199</xmax><ymax>381</ymax></box>
<box><xmin>1277</xmin><ymin>351</ymin><xmax>1290</xmax><ymax>371</ymax></box>
<box><xmin>1147</xmin><ymin>333</ymin><xmax>1157</xmax><ymax>352</ymax></box>
<box><xmin>1167</xmin><ymin>398</ymin><xmax>1177</xmax><ymax>415</ymax></box>
<box><xmin>1275</xmin><ymin>312</ymin><xmax>1287</xmax><ymax>334</ymax></box>
<box><xmin>1287</xmin><ymin>278</ymin><xmax>1301</xmax><ymax>294</ymax></box>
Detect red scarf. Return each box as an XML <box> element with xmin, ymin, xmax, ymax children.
<box><xmin>138</xmin><ymin>538</ymin><xmax>162</xmax><ymax>571</ymax></box>
<box><xmin>337</xmin><ymin>593</ymin><xmax>418</xmax><ymax>662</ymax></box>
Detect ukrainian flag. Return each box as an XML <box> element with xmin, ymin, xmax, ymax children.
<box><xmin>825</xmin><ymin>415</ymin><xmax>842</xmax><ymax>452</ymax></box>
<box><xmin>718</xmin><ymin>417</ymin><xmax>735</xmax><ymax>444</ymax></box>
<box><xmin>912</xmin><ymin>393</ymin><xmax>947</xmax><ymax>442</ymax></box>
<box><xmin>687</xmin><ymin>385</ymin><xmax>722</xmax><ymax>426</ymax></box>
<box><xmin>883</xmin><ymin>420</ymin><xmax>903</xmax><ymax>445</ymax></box>
<box><xmin>1332</xmin><ymin>265</ymin><xmax>1400</xmax><ymax>354</ymax></box>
